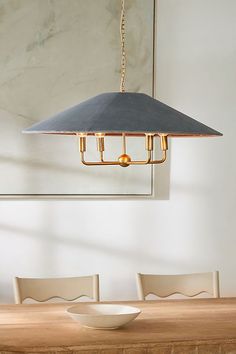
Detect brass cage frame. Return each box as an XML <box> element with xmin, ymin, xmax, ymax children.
<box><xmin>78</xmin><ymin>133</ymin><xmax>168</xmax><ymax>167</ymax></box>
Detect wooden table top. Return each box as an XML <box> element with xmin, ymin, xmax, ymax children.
<box><xmin>0</xmin><ymin>298</ymin><xmax>236</xmax><ymax>354</ymax></box>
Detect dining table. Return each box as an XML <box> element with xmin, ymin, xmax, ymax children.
<box><xmin>0</xmin><ymin>298</ymin><xmax>236</xmax><ymax>354</ymax></box>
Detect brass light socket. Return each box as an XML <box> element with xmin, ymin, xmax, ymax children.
<box><xmin>96</xmin><ymin>136</ymin><xmax>105</xmax><ymax>152</ymax></box>
<box><xmin>145</xmin><ymin>134</ymin><xmax>154</xmax><ymax>151</ymax></box>
<box><xmin>79</xmin><ymin>136</ymin><xmax>86</xmax><ymax>152</ymax></box>
<box><xmin>160</xmin><ymin>135</ymin><xmax>168</xmax><ymax>151</ymax></box>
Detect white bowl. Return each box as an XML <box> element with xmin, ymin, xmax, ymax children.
<box><xmin>67</xmin><ymin>304</ymin><xmax>141</xmax><ymax>329</ymax></box>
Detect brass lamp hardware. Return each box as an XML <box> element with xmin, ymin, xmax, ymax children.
<box><xmin>95</xmin><ymin>134</ymin><xmax>105</xmax><ymax>152</ymax></box>
<box><xmin>78</xmin><ymin>134</ymin><xmax>86</xmax><ymax>153</ymax></box>
<box><xmin>160</xmin><ymin>135</ymin><xmax>168</xmax><ymax>151</ymax></box>
<box><xmin>145</xmin><ymin>134</ymin><xmax>154</xmax><ymax>151</ymax></box>
<box><xmin>78</xmin><ymin>133</ymin><xmax>167</xmax><ymax>167</ymax></box>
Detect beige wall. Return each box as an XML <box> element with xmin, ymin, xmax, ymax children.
<box><xmin>0</xmin><ymin>0</ymin><xmax>235</xmax><ymax>302</ymax></box>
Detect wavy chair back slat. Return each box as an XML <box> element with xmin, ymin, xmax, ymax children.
<box><xmin>14</xmin><ymin>275</ymin><xmax>99</xmax><ymax>304</ymax></box>
<box><xmin>136</xmin><ymin>272</ymin><xmax>220</xmax><ymax>300</ymax></box>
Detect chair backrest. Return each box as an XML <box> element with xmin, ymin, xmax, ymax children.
<box><xmin>136</xmin><ymin>271</ymin><xmax>220</xmax><ymax>300</ymax></box>
<box><xmin>14</xmin><ymin>274</ymin><xmax>99</xmax><ymax>304</ymax></box>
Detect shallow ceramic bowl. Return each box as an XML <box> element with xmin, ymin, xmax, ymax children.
<box><xmin>67</xmin><ymin>304</ymin><xmax>141</xmax><ymax>329</ymax></box>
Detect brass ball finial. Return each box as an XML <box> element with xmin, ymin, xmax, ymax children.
<box><xmin>118</xmin><ymin>153</ymin><xmax>131</xmax><ymax>167</ymax></box>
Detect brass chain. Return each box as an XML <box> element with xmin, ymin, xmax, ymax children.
<box><xmin>120</xmin><ymin>0</ymin><xmax>126</xmax><ymax>93</ymax></box>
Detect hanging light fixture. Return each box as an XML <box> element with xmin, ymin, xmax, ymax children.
<box><xmin>23</xmin><ymin>0</ymin><xmax>222</xmax><ymax>167</ymax></box>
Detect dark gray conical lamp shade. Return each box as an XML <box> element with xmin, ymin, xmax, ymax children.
<box><xmin>22</xmin><ymin>0</ymin><xmax>222</xmax><ymax>167</ymax></box>
<box><xmin>23</xmin><ymin>92</ymin><xmax>222</xmax><ymax>167</ymax></box>
<box><xmin>23</xmin><ymin>92</ymin><xmax>222</xmax><ymax>137</ymax></box>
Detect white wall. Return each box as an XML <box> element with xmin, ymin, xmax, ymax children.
<box><xmin>0</xmin><ymin>0</ymin><xmax>235</xmax><ymax>302</ymax></box>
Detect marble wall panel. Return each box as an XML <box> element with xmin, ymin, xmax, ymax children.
<box><xmin>0</xmin><ymin>0</ymin><xmax>154</xmax><ymax>195</ymax></box>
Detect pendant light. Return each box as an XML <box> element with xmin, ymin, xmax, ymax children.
<box><xmin>23</xmin><ymin>0</ymin><xmax>222</xmax><ymax>168</ymax></box>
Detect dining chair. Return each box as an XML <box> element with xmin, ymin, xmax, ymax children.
<box><xmin>14</xmin><ymin>274</ymin><xmax>100</xmax><ymax>304</ymax></box>
<box><xmin>136</xmin><ymin>271</ymin><xmax>220</xmax><ymax>300</ymax></box>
